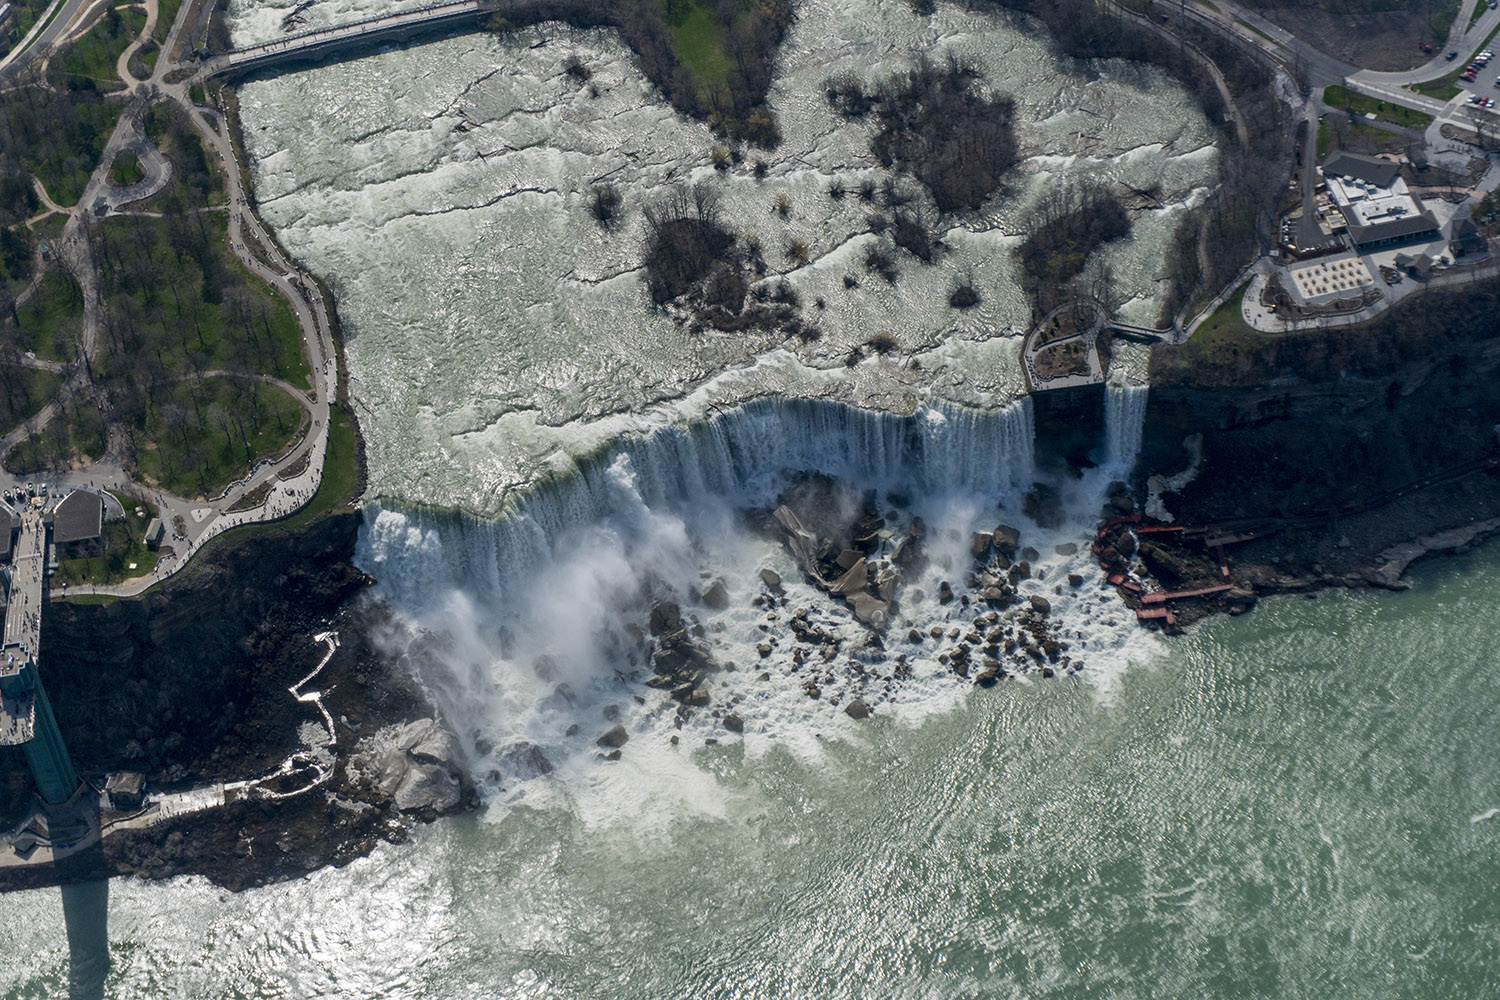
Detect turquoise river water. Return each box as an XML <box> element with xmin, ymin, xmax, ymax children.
<box><xmin>3</xmin><ymin>542</ymin><xmax>1499</xmax><ymax>997</ymax></box>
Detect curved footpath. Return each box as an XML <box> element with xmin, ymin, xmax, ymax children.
<box><xmin>4</xmin><ymin>0</ymin><xmax>344</xmax><ymax>599</ymax></box>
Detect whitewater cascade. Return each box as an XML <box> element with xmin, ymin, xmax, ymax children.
<box><xmin>1104</xmin><ymin>384</ymin><xmax>1149</xmax><ymax>473</ymax></box>
<box><xmin>356</xmin><ymin>393</ymin><xmax>1161</xmax><ymax>813</ymax></box>
<box><xmin>360</xmin><ymin>397</ymin><xmax>1035</xmax><ymax>613</ymax></box>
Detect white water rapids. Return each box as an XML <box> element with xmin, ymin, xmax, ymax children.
<box><xmin>230</xmin><ymin>0</ymin><xmax>1215</xmax><ymax>513</ymax></box>
<box><xmin>356</xmin><ymin>391</ymin><xmax>1159</xmax><ymax>826</ymax></box>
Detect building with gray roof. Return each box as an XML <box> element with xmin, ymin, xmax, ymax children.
<box><xmin>52</xmin><ymin>490</ymin><xmax>103</xmax><ymax>548</ymax></box>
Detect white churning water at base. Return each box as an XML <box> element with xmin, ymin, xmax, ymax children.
<box><xmin>356</xmin><ymin>394</ymin><xmax>1158</xmax><ymax>828</ymax></box>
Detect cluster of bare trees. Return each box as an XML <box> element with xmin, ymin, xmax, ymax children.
<box><xmin>642</xmin><ymin>182</ymin><xmax>736</xmax><ymax>305</ymax></box>
<box><xmin>0</xmin><ymin>80</ymin><xmax>116</xmax><ymax>208</ymax></box>
<box><xmin>826</xmin><ymin>56</ymin><xmax>1018</xmax><ymax>213</ymax></box>
<box><xmin>975</xmin><ymin>0</ymin><xmax>1291</xmax><ymax>325</ymax></box>
<box><xmin>1016</xmin><ymin>181</ymin><xmax>1132</xmax><ymax>314</ymax></box>
<box><xmin>486</xmin><ymin>0</ymin><xmax>793</xmax><ymax>148</ymax></box>
<box><xmin>89</xmin><ymin>208</ymin><xmax>292</xmax><ymax>492</ymax></box>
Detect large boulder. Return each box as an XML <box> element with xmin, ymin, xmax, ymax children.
<box><xmin>499</xmin><ymin>741</ymin><xmax>554</xmax><ymax>780</ymax></box>
<box><xmin>848</xmin><ymin>592</ymin><xmax>889</xmax><ymax>628</ymax></box>
<box><xmin>971</xmin><ymin>531</ymin><xmax>993</xmax><ymax>557</ymax></box>
<box><xmin>830</xmin><ymin>559</ymin><xmax>869</xmax><ymax>596</ymax></box>
<box><xmin>701</xmin><ymin>579</ymin><xmax>730</xmax><ymax>610</ymax></box>
<box><xmin>773</xmin><ymin>505</ymin><xmax>826</xmax><ymax>584</ymax></box>
<box><xmin>649</xmin><ymin>601</ymin><xmax>683</xmax><ymax>636</ymax></box>
<box><xmin>992</xmin><ymin>524</ymin><xmax>1021</xmax><ymax>556</ymax></box>
<box><xmin>377</xmin><ymin>719</ymin><xmax>464</xmax><ymax>813</ymax></box>
<box><xmin>596</xmin><ymin>724</ymin><xmax>629</xmax><ymax>749</ymax></box>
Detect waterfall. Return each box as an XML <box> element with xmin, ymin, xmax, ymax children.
<box><xmin>358</xmin><ymin>396</ymin><xmax>1036</xmax><ymax>613</ymax></box>
<box><xmin>352</xmin><ymin>392</ymin><xmax>1165</xmax><ymax>800</ymax></box>
<box><xmin>1103</xmin><ymin>385</ymin><xmax>1149</xmax><ymax>474</ymax></box>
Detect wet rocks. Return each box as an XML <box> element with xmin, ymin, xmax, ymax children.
<box><xmin>376</xmin><ymin>719</ymin><xmax>465</xmax><ymax>814</ymax></box>
<box><xmin>992</xmin><ymin>524</ymin><xmax>1021</xmax><ymax>556</ymax></box>
<box><xmin>1028</xmin><ymin>595</ymin><xmax>1051</xmax><ymax>614</ymax></box>
<box><xmin>701</xmin><ymin>578</ymin><xmax>730</xmax><ymax>610</ymax></box>
<box><xmin>596</xmin><ymin>724</ymin><xmax>629</xmax><ymax>749</ymax></box>
<box><xmin>971</xmin><ymin>531</ymin><xmax>993</xmax><ymax>557</ymax></box>
<box><xmin>649</xmin><ymin>600</ymin><xmax>683</xmax><ymax>636</ymax></box>
<box><xmin>844</xmin><ymin>698</ymin><xmax>870</xmax><ymax>720</ymax></box>
<box><xmin>723</xmin><ymin>713</ymin><xmax>744</xmax><ymax>733</ymax></box>
<box><xmin>760</xmin><ymin>568</ymin><xmax>782</xmax><ymax>589</ymax></box>
<box><xmin>1024</xmin><ymin>484</ymin><xmax>1064</xmax><ymax>529</ymax></box>
<box><xmin>499</xmin><ymin>741</ymin><xmax>554</xmax><ymax>779</ymax></box>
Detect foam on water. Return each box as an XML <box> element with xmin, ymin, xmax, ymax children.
<box><xmin>357</xmin><ymin>395</ymin><xmax>1160</xmax><ymax>829</ymax></box>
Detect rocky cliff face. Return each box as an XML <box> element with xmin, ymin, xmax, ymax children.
<box><xmin>0</xmin><ymin>513</ymin><xmax>474</xmax><ymax>892</ymax></box>
<box><xmin>1139</xmin><ymin>303</ymin><xmax>1500</xmax><ymax>594</ymax></box>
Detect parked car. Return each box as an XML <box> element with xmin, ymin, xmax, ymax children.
<box><xmin>1448</xmin><ymin>50</ymin><xmax>1460</xmax><ymax>60</ymax></box>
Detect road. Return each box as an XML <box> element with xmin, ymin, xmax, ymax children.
<box><xmin>0</xmin><ymin>0</ymin><xmax>91</xmax><ymax>81</ymax></box>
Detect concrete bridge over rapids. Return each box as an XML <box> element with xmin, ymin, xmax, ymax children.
<box><xmin>199</xmin><ymin>0</ymin><xmax>513</xmax><ymax>80</ymax></box>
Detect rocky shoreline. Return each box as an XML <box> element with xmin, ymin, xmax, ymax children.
<box><xmin>7</xmin><ymin>300</ymin><xmax>1500</xmax><ymax>893</ymax></box>
<box><xmin>0</xmin><ymin>513</ymin><xmax>475</xmax><ymax>895</ymax></box>
<box><xmin>1106</xmin><ymin>312</ymin><xmax>1500</xmax><ymax>627</ymax></box>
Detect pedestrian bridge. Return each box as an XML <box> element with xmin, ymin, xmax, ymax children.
<box><xmin>199</xmin><ymin>0</ymin><xmax>505</xmax><ymax>79</ymax></box>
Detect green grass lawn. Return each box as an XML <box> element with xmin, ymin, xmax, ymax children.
<box><xmin>13</xmin><ymin>266</ymin><xmax>81</xmax><ymax>360</ymax></box>
<box><xmin>56</xmin><ymin>6</ymin><xmax>146</xmax><ymax>87</ymax></box>
<box><xmin>275</xmin><ymin>404</ymin><xmax>362</xmax><ymax>529</ymax></box>
<box><xmin>1323</xmin><ymin>84</ymin><xmax>1434</xmax><ymax>130</ymax></box>
<box><xmin>130</xmin><ymin>376</ymin><xmax>306</xmax><ymax>499</ymax></box>
<box><xmin>152</xmin><ymin>0</ymin><xmax>182</xmax><ymax>50</ymax></box>
<box><xmin>54</xmin><ymin>493</ymin><xmax>160</xmax><ymax>585</ymax></box>
<box><xmin>35</xmin><ymin>215</ymin><xmax>68</xmax><ymax>245</ymax></box>
<box><xmin>6</xmin><ymin>398</ymin><xmax>107</xmax><ymax>473</ymax></box>
<box><xmin>1428</xmin><ymin>0</ymin><xmax>1461</xmax><ymax>41</ymax></box>
<box><xmin>0</xmin><ymin>366</ymin><xmax>60</xmax><ymax>434</ymax></box>
<box><xmin>1153</xmin><ymin>284</ymin><xmax>1279</xmax><ymax>386</ymax></box>
<box><xmin>142</xmin><ymin>102</ymin><xmax>225</xmax><ymax>207</ymax></box>
<box><xmin>110</xmin><ymin>151</ymin><xmax>143</xmax><ymax>186</ymax></box>
<box><xmin>665</xmin><ymin>2</ymin><xmax>730</xmax><ymax>90</ymax></box>
<box><xmin>1321</xmin><ymin>116</ymin><xmax>1406</xmax><ymax>157</ymax></box>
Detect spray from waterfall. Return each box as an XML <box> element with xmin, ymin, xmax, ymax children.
<box><xmin>357</xmin><ymin>395</ymin><xmax>1159</xmax><ymax>824</ymax></box>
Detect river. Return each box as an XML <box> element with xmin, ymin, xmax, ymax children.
<box><xmin>4</xmin><ymin>540</ymin><xmax>1500</xmax><ymax>996</ymax></box>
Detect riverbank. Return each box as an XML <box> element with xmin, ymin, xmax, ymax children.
<box><xmin>0</xmin><ymin>512</ymin><xmax>475</xmax><ymax>894</ymax></box>
<box><xmin>1122</xmin><ymin>280</ymin><xmax>1500</xmax><ymax>625</ymax></box>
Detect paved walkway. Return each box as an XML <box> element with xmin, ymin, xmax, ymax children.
<box><xmin>0</xmin><ymin>0</ymin><xmax>345</xmax><ymax>599</ymax></box>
